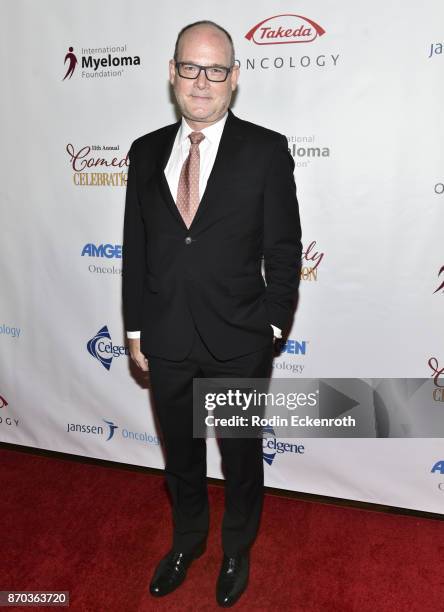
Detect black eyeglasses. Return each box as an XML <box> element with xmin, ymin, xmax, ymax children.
<box><xmin>175</xmin><ymin>62</ymin><xmax>232</xmax><ymax>82</ymax></box>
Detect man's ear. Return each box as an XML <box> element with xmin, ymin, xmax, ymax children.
<box><xmin>230</xmin><ymin>64</ymin><xmax>240</xmax><ymax>91</ymax></box>
<box><xmin>168</xmin><ymin>59</ymin><xmax>176</xmax><ymax>85</ymax></box>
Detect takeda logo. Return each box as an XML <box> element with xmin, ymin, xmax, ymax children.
<box><xmin>240</xmin><ymin>14</ymin><xmax>338</xmax><ymax>72</ymax></box>
<box><xmin>246</xmin><ymin>14</ymin><xmax>325</xmax><ymax>45</ymax></box>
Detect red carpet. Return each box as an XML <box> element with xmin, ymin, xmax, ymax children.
<box><xmin>1</xmin><ymin>446</ymin><xmax>443</xmax><ymax>611</ymax></box>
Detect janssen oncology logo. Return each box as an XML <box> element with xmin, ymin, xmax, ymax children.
<box><xmin>87</xmin><ymin>325</ymin><xmax>128</xmax><ymax>371</ymax></box>
<box><xmin>0</xmin><ymin>394</ymin><xmax>8</xmax><ymax>409</ymax></box>
<box><xmin>66</xmin><ymin>418</ymin><xmax>160</xmax><ymax>447</ymax></box>
<box><xmin>81</xmin><ymin>243</ymin><xmax>122</xmax><ymax>276</ymax></box>
<box><xmin>67</xmin><ymin>418</ymin><xmax>118</xmax><ymax>440</ymax></box>
<box><xmin>66</xmin><ymin>143</ymin><xmax>128</xmax><ymax>187</ymax></box>
<box><xmin>428</xmin><ymin>41</ymin><xmax>443</xmax><ymax>59</ymax></box>
<box><xmin>62</xmin><ymin>44</ymin><xmax>141</xmax><ymax>80</ymax></box>
<box><xmin>241</xmin><ymin>14</ymin><xmax>338</xmax><ymax>72</ymax></box>
<box><xmin>262</xmin><ymin>426</ymin><xmax>305</xmax><ymax>465</ymax></box>
<box><xmin>245</xmin><ymin>14</ymin><xmax>325</xmax><ymax>45</ymax></box>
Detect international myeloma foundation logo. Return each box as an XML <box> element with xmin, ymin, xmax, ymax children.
<box><xmin>63</xmin><ymin>46</ymin><xmax>78</xmax><ymax>80</ymax></box>
<box><xmin>62</xmin><ymin>43</ymin><xmax>141</xmax><ymax>80</ymax></box>
<box><xmin>245</xmin><ymin>14</ymin><xmax>325</xmax><ymax>45</ymax></box>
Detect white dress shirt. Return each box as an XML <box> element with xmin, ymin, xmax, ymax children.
<box><xmin>127</xmin><ymin>113</ymin><xmax>281</xmax><ymax>340</ymax></box>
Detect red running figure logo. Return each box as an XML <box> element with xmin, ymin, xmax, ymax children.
<box><xmin>63</xmin><ymin>46</ymin><xmax>78</xmax><ymax>80</ymax></box>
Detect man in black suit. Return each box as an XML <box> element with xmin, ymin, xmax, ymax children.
<box><xmin>122</xmin><ymin>20</ymin><xmax>301</xmax><ymax>607</ymax></box>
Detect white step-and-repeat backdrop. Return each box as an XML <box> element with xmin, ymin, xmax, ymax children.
<box><xmin>1</xmin><ymin>1</ymin><xmax>443</xmax><ymax>513</ymax></box>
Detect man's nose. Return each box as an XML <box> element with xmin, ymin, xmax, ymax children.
<box><xmin>195</xmin><ymin>68</ymin><xmax>209</xmax><ymax>88</ymax></box>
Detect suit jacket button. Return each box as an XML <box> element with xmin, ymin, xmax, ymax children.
<box><xmin>184</xmin><ymin>236</ymin><xmax>192</xmax><ymax>245</ymax></box>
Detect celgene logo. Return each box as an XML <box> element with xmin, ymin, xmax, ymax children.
<box><xmin>262</xmin><ymin>426</ymin><xmax>305</xmax><ymax>465</ymax></box>
<box><xmin>245</xmin><ymin>14</ymin><xmax>325</xmax><ymax>46</ymax></box>
<box><xmin>87</xmin><ymin>325</ymin><xmax>128</xmax><ymax>370</ymax></box>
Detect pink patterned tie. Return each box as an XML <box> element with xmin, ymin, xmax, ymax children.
<box><xmin>176</xmin><ymin>131</ymin><xmax>205</xmax><ymax>228</ymax></box>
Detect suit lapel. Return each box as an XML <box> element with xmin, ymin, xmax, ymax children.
<box><xmin>156</xmin><ymin>110</ymin><xmax>244</xmax><ymax>231</ymax></box>
<box><xmin>189</xmin><ymin>110</ymin><xmax>243</xmax><ymax>229</ymax></box>
<box><xmin>156</xmin><ymin>121</ymin><xmax>186</xmax><ymax>229</ymax></box>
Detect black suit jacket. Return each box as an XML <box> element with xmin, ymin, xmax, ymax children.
<box><xmin>122</xmin><ymin>110</ymin><xmax>302</xmax><ymax>360</ymax></box>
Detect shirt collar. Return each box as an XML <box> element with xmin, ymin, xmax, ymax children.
<box><xmin>178</xmin><ymin>112</ymin><xmax>228</xmax><ymax>146</ymax></box>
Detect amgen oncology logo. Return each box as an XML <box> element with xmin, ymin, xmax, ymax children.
<box><xmin>87</xmin><ymin>325</ymin><xmax>128</xmax><ymax>370</ymax></box>
<box><xmin>430</xmin><ymin>460</ymin><xmax>444</xmax><ymax>492</ymax></box>
<box><xmin>82</xmin><ymin>244</ymin><xmax>122</xmax><ymax>258</ymax></box>
<box><xmin>0</xmin><ymin>324</ymin><xmax>21</xmax><ymax>338</ymax></box>
<box><xmin>281</xmin><ymin>339</ymin><xmax>308</xmax><ymax>355</ymax></box>
<box><xmin>246</xmin><ymin>14</ymin><xmax>325</xmax><ymax>45</ymax></box>
<box><xmin>81</xmin><ymin>243</ymin><xmax>122</xmax><ymax>276</ymax></box>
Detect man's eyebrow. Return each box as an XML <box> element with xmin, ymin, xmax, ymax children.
<box><xmin>180</xmin><ymin>61</ymin><xmax>228</xmax><ymax>68</ymax></box>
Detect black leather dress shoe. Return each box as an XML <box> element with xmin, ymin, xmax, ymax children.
<box><xmin>149</xmin><ymin>542</ymin><xmax>205</xmax><ymax>597</ymax></box>
<box><xmin>216</xmin><ymin>553</ymin><xmax>249</xmax><ymax>607</ymax></box>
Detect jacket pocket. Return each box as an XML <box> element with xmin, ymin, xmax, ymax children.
<box><xmin>228</xmin><ymin>276</ymin><xmax>265</xmax><ymax>295</ymax></box>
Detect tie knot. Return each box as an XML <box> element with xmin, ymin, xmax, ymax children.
<box><xmin>189</xmin><ymin>131</ymin><xmax>205</xmax><ymax>146</ymax></box>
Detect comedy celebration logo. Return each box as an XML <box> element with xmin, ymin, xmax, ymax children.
<box><xmin>66</xmin><ymin>143</ymin><xmax>128</xmax><ymax>187</ymax></box>
<box><xmin>428</xmin><ymin>357</ymin><xmax>444</xmax><ymax>403</ymax></box>
<box><xmin>301</xmin><ymin>240</ymin><xmax>324</xmax><ymax>282</ymax></box>
<box><xmin>62</xmin><ymin>43</ymin><xmax>141</xmax><ymax>80</ymax></box>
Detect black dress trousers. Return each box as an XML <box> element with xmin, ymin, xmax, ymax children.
<box><xmin>146</xmin><ymin>322</ymin><xmax>274</xmax><ymax>557</ymax></box>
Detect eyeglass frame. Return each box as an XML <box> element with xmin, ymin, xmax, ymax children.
<box><xmin>175</xmin><ymin>61</ymin><xmax>233</xmax><ymax>82</ymax></box>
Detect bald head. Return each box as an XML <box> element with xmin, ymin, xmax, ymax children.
<box><xmin>174</xmin><ymin>20</ymin><xmax>235</xmax><ymax>67</ymax></box>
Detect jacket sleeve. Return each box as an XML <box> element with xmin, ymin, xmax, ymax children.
<box><xmin>263</xmin><ymin>135</ymin><xmax>302</xmax><ymax>332</ymax></box>
<box><xmin>122</xmin><ymin>144</ymin><xmax>146</xmax><ymax>333</ymax></box>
